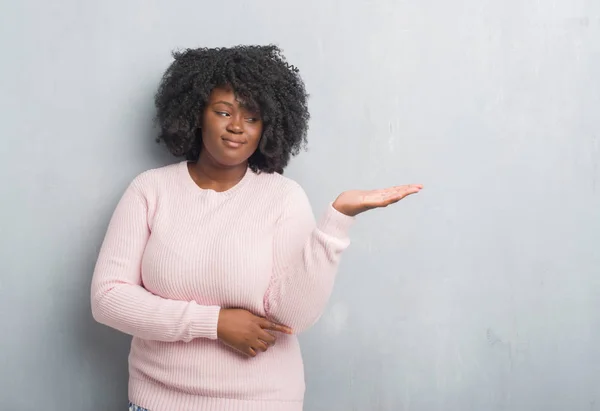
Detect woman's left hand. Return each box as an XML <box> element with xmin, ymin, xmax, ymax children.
<box><xmin>332</xmin><ymin>184</ymin><xmax>423</xmax><ymax>217</ymax></box>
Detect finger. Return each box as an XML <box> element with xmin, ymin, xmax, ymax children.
<box><xmin>376</xmin><ymin>188</ymin><xmax>420</xmax><ymax>206</ymax></box>
<box><xmin>388</xmin><ymin>185</ymin><xmax>422</xmax><ymax>199</ymax></box>
<box><xmin>259</xmin><ymin>319</ymin><xmax>293</xmax><ymax>334</ymax></box>
<box><xmin>254</xmin><ymin>340</ymin><xmax>269</xmax><ymax>352</ymax></box>
<box><xmin>246</xmin><ymin>347</ymin><xmax>257</xmax><ymax>357</ymax></box>
<box><xmin>368</xmin><ymin>185</ymin><xmax>421</xmax><ymax>200</ymax></box>
<box><xmin>393</xmin><ymin>184</ymin><xmax>423</xmax><ymax>193</ymax></box>
<box><xmin>377</xmin><ymin>184</ymin><xmax>423</xmax><ymax>193</ymax></box>
<box><xmin>400</xmin><ymin>184</ymin><xmax>423</xmax><ymax>190</ymax></box>
<box><xmin>259</xmin><ymin>330</ymin><xmax>277</xmax><ymax>346</ymax></box>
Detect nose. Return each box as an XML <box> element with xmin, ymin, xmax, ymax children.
<box><xmin>226</xmin><ymin>114</ymin><xmax>243</xmax><ymax>134</ymax></box>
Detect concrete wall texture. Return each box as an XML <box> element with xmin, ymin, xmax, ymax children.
<box><xmin>1</xmin><ymin>1</ymin><xmax>599</xmax><ymax>410</ymax></box>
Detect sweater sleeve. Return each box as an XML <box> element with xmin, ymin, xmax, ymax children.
<box><xmin>90</xmin><ymin>179</ymin><xmax>220</xmax><ymax>342</ymax></box>
<box><xmin>263</xmin><ymin>184</ymin><xmax>355</xmax><ymax>334</ymax></box>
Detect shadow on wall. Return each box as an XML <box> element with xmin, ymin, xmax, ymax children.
<box><xmin>72</xmin><ymin>92</ymin><xmax>173</xmax><ymax>408</ymax></box>
<box><xmin>76</xmin><ymin>228</ymin><xmax>131</xmax><ymax>407</ymax></box>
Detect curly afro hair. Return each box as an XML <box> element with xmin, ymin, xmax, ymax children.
<box><xmin>154</xmin><ymin>45</ymin><xmax>310</xmax><ymax>174</ymax></box>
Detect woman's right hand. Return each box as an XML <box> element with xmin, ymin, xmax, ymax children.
<box><xmin>217</xmin><ymin>308</ymin><xmax>293</xmax><ymax>357</ymax></box>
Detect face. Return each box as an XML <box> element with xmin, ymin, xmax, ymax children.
<box><xmin>199</xmin><ymin>86</ymin><xmax>263</xmax><ymax>168</ymax></box>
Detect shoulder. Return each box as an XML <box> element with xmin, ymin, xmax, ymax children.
<box><xmin>100</xmin><ymin>162</ymin><xmax>186</xmax><ymax>229</ymax></box>
<box><xmin>249</xmin><ymin>171</ymin><xmax>314</xmax><ymax>220</ymax></box>
<box><xmin>118</xmin><ymin>162</ymin><xmax>185</xmax><ymax>223</ymax></box>
<box><xmin>128</xmin><ymin>161</ymin><xmax>185</xmax><ymax>196</ymax></box>
<box><xmin>251</xmin><ymin>171</ymin><xmax>309</xmax><ymax>203</ymax></box>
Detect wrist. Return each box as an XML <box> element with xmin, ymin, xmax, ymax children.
<box><xmin>332</xmin><ymin>199</ymin><xmax>353</xmax><ymax>217</ymax></box>
<box><xmin>190</xmin><ymin>305</ymin><xmax>221</xmax><ymax>340</ymax></box>
<box><xmin>332</xmin><ymin>199</ymin><xmax>359</xmax><ymax>217</ymax></box>
<box><xmin>216</xmin><ymin>308</ymin><xmax>228</xmax><ymax>339</ymax></box>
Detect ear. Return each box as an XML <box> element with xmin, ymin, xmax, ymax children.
<box><xmin>197</xmin><ymin>108</ymin><xmax>206</xmax><ymax>130</ymax></box>
<box><xmin>194</xmin><ymin>125</ymin><xmax>203</xmax><ymax>144</ymax></box>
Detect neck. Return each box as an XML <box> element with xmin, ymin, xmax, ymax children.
<box><xmin>189</xmin><ymin>152</ymin><xmax>248</xmax><ymax>192</ymax></box>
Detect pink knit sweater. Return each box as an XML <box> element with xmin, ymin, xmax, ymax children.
<box><xmin>91</xmin><ymin>161</ymin><xmax>354</xmax><ymax>411</ymax></box>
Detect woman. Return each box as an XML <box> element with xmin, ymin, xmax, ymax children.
<box><xmin>91</xmin><ymin>45</ymin><xmax>422</xmax><ymax>411</ymax></box>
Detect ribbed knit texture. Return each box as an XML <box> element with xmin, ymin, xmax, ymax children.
<box><xmin>90</xmin><ymin>161</ymin><xmax>354</xmax><ymax>411</ymax></box>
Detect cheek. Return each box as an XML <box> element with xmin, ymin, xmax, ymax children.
<box><xmin>246</xmin><ymin>137</ymin><xmax>261</xmax><ymax>156</ymax></box>
<box><xmin>201</xmin><ymin>115</ymin><xmax>221</xmax><ymax>136</ymax></box>
<box><xmin>200</xmin><ymin>120</ymin><xmax>225</xmax><ymax>148</ymax></box>
<box><xmin>248</xmin><ymin>125</ymin><xmax>263</xmax><ymax>146</ymax></box>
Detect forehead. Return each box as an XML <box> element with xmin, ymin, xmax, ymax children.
<box><xmin>208</xmin><ymin>86</ymin><xmax>259</xmax><ymax>112</ymax></box>
<box><xmin>208</xmin><ymin>86</ymin><xmax>236</xmax><ymax>102</ymax></box>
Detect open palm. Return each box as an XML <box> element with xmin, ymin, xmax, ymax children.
<box><xmin>332</xmin><ymin>184</ymin><xmax>423</xmax><ymax>217</ymax></box>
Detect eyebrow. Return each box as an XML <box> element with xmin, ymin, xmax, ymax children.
<box><xmin>213</xmin><ymin>100</ymin><xmax>234</xmax><ymax>107</ymax></box>
<box><xmin>212</xmin><ymin>99</ymin><xmax>260</xmax><ymax>115</ymax></box>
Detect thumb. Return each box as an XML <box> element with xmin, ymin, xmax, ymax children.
<box><xmin>259</xmin><ymin>318</ymin><xmax>293</xmax><ymax>334</ymax></box>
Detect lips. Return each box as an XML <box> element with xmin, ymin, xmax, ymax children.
<box><xmin>222</xmin><ymin>137</ymin><xmax>246</xmax><ymax>144</ymax></box>
<box><xmin>221</xmin><ymin>137</ymin><xmax>246</xmax><ymax>148</ymax></box>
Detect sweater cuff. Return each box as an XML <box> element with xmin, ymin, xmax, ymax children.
<box><xmin>189</xmin><ymin>304</ymin><xmax>221</xmax><ymax>340</ymax></box>
<box><xmin>317</xmin><ymin>203</ymin><xmax>356</xmax><ymax>240</ymax></box>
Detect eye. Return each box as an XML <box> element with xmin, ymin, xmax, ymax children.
<box><xmin>246</xmin><ymin>117</ymin><xmax>258</xmax><ymax>123</ymax></box>
<box><xmin>215</xmin><ymin>111</ymin><xmax>230</xmax><ymax>117</ymax></box>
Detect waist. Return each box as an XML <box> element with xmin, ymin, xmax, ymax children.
<box><xmin>129</xmin><ymin>379</ymin><xmax>303</xmax><ymax>411</ymax></box>
<box><xmin>128</xmin><ymin>335</ymin><xmax>305</xmax><ymax>402</ymax></box>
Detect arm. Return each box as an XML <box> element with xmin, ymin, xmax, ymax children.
<box><xmin>263</xmin><ymin>184</ymin><xmax>355</xmax><ymax>334</ymax></box>
<box><xmin>90</xmin><ymin>180</ymin><xmax>220</xmax><ymax>342</ymax></box>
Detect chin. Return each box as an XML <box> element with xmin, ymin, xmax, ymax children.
<box><xmin>214</xmin><ymin>154</ymin><xmax>251</xmax><ymax>168</ymax></box>
<box><xmin>202</xmin><ymin>144</ymin><xmax>256</xmax><ymax>168</ymax></box>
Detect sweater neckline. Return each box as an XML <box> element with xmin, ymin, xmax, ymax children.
<box><xmin>180</xmin><ymin>161</ymin><xmax>254</xmax><ymax>197</ymax></box>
